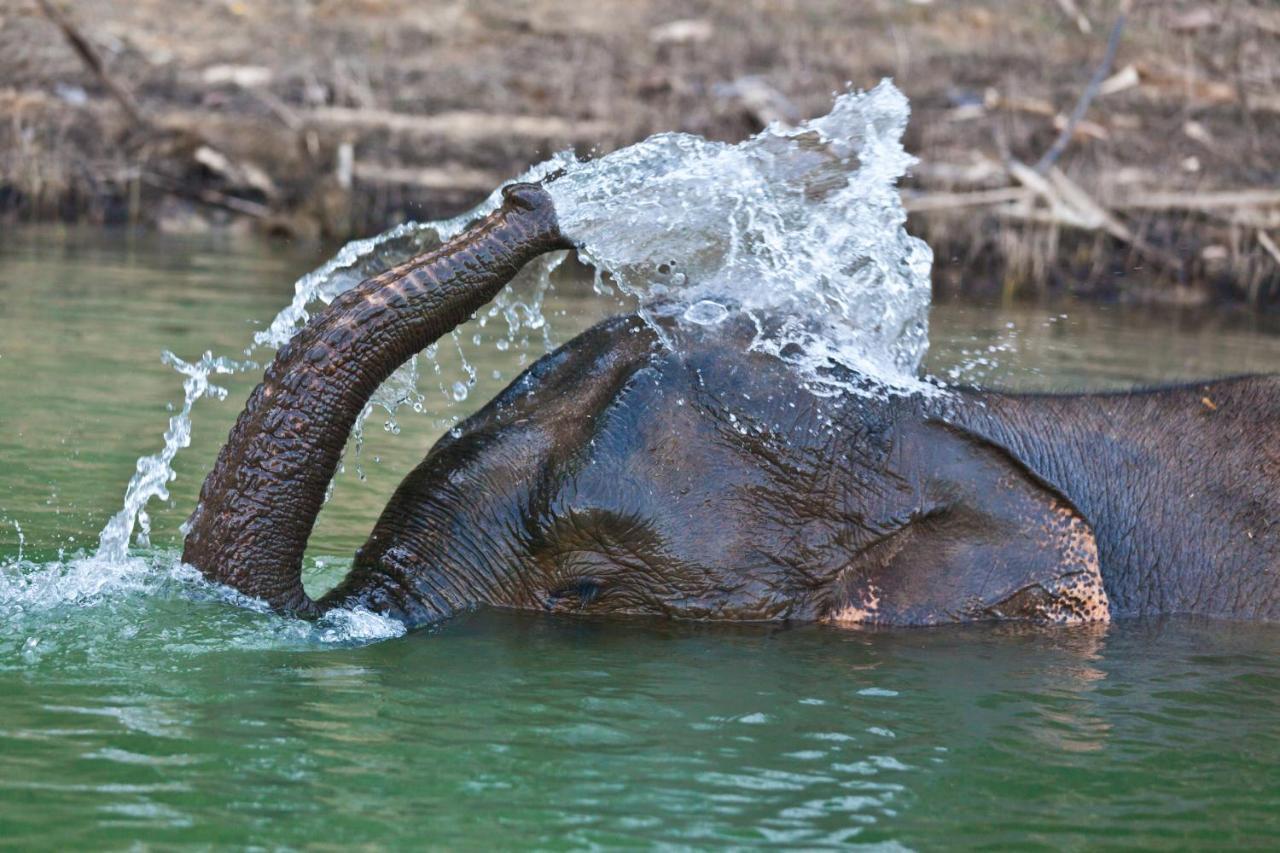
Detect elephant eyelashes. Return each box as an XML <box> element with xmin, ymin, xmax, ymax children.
<box><xmin>546</xmin><ymin>578</ymin><xmax>604</xmax><ymax>610</ymax></box>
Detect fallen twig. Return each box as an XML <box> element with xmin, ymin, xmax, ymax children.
<box><xmin>949</xmin><ymin>92</ymin><xmax>1108</xmax><ymax>141</ymax></box>
<box><xmin>903</xmin><ymin>187</ymin><xmax>1030</xmax><ymax>213</ymax></box>
<box><xmin>351</xmin><ymin>162</ymin><xmax>502</xmax><ymax>192</ymax></box>
<box><xmin>1007</xmin><ymin>160</ymin><xmax>1182</xmax><ymax>270</ymax></box>
<box><xmin>140</xmin><ymin>174</ymin><xmax>270</xmax><ymax>219</ymax></box>
<box><xmin>34</xmin><ymin>0</ymin><xmax>148</xmax><ymax>129</ymax></box>
<box><xmin>1034</xmin><ymin>0</ymin><xmax>1129</xmax><ymax>173</ymax></box>
<box><xmin>1112</xmin><ymin>190</ymin><xmax>1280</xmax><ymax>212</ymax></box>
<box><xmin>306</xmin><ymin>107</ymin><xmax>612</xmax><ymax>143</ymax></box>
<box><xmin>1054</xmin><ymin>0</ymin><xmax>1092</xmax><ymax>34</ymax></box>
<box><xmin>1258</xmin><ymin>230</ymin><xmax>1280</xmax><ymax>268</ymax></box>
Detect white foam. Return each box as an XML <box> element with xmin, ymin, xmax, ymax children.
<box><xmin>548</xmin><ymin>80</ymin><xmax>934</xmax><ymax>395</ymax></box>
<box><xmin>96</xmin><ymin>351</ymin><xmax>239</xmax><ymax>562</ymax></box>
<box><xmin>0</xmin><ymin>552</ymin><xmax>154</xmax><ymax>614</ymax></box>
<box><xmin>0</xmin><ymin>550</ymin><xmax>404</xmax><ymax>657</ymax></box>
<box><xmin>315</xmin><ymin>606</ymin><xmax>407</xmax><ymax>643</ymax></box>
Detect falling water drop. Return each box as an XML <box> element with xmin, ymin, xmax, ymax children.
<box><xmin>683</xmin><ymin>300</ymin><xmax>730</xmax><ymax>326</ymax></box>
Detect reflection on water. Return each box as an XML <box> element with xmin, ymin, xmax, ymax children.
<box><xmin>1</xmin><ymin>229</ymin><xmax>1279</xmax><ymax>847</ymax></box>
<box><xmin>927</xmin><ymin>300</ymin><xmax>1280</xmax><ymax>390</ymax></box>
<box><xmin>3</xmin><ymin>611</ymin><xmax>1278</xmax><ymax>848</ymax></box>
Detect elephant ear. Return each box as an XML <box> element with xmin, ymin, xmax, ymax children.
<box><xmin>825</xmin><ymin>422</ymin><xmax>1109</xmax><ymax>627</ymax></box>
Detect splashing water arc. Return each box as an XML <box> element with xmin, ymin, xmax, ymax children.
<box><xmin>547</xmin><ymin>79</ymin><xmax>933</xmax><ymax>392</ymax></box>
<box><xmin>5</xmin><ymin>81</ymin><xmax>929</xmax><ymax>639</ymax></box>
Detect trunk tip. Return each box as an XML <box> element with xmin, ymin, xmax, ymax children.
<box><xmin>502</xmin><ymin>181</ymin><xmax>556</xmax><ymax>213</ymax></box>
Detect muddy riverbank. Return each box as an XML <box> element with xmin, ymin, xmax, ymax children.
<box><xmin>3</xmin><ymin>0</ymin><xmax>1278</xmax><ymax>305</ymax></box>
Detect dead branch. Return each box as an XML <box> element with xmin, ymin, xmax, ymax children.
<box><xmin>1007</xmin><ymin>160</ymin><xmax>1182</xmax><ymax>271</ymax></box>
<box><xmin>1034</xmin><ymin>0</ymin><xmax>1129</xmax><ymax>173</ymax></box>
<box><xmin>33</xmin><ymin>1</ymin><xmax>286</xmax><ymax>215</ymax></box>
<box><xmin>903</xmin><ymin>187</ymin><xmax>1030</xmax><ymax>213</ymax></box>
<box><xmin>1112</xmin><ymin>190</ymin><xmax>1280</xmax><ymax>212</ymax></box>
<box><xmin>34</xmin><ymin>0</ymin><xmax>148</xmax><ymax>129</ymax></box>
<box><xmin>306</xmin><ymin>107</ymin><xmax>612</xmax><ymax>143</ymax></box>
<box><xmin>351</xmin><ymin>162</ymin><xmax>502</xmax><ymax>192</ymax></box>
<box><xmin>1054</xmin><ymin>0</ymin><xmax>1092</xmax><ymax>34</ymax></box>
<box><xmin>1258</xmin><ymin>230</ymin><xmax>1280</xmax><ymax>268</ymax></box>
<box><xmin>140</xmin><ymin>174</ymin><xmax>270</xmax><ymax>218</ymax></box>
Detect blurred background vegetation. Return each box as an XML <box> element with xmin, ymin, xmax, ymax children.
<box><xmin>2</xmin><ymin>0</ymin><xmax>1278</xmax><ymax>306</ymax></box>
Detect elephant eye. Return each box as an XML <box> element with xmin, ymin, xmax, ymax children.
<box><xmin>546</xmin><ymin>577</ymin><xmax>603</xmax><ymax>609</ymax></box>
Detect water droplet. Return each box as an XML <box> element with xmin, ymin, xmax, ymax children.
<box><xmin>683</xmin><ymin>300</ymin><xmax>729</xmax><ymax>326</ymax></box>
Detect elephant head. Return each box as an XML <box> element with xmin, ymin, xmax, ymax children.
<box><xmin>314</xmin><ymin>312</ymin><xmax>1111</xmax><ymax>629</ymax></box>
<box><xmin>184</xmin><ymin>180</ymin><xmax>1114</xmax><ymax>629</ymax></box>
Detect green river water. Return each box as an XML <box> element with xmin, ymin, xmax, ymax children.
<box><xmin>1</xmin><ymin>227</ymin><xmax>1279</xmax><ymax>849</ymax></box>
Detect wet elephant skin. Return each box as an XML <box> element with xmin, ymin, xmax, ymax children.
<box><xmin>184</xmin><ymin>184</ymin><xmax>1280</xmax><ymax>628</ymax></box>
<box><xmin>321</xmin><ymin>315</ymin><xmax>1279</xmax><ymax>627</ymax></box>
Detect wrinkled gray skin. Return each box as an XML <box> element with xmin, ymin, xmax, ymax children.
<box><xmin>323</xmin><ymin>313</ymin><xmax>1280</xmax><ymax>627</ymax></box>
<box><xmin>186</xmin><ymin>184</ymin><xmax>1280</xmax><ymax>628</ymax></box>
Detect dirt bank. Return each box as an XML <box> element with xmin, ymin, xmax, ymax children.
<box><xmin>2</xmin><ymin>0</ymin><xmax>1278</xmax><ymax>306</ymax></box>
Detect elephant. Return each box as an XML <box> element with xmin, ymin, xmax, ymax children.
<box><xmin>183</xmin><ymin>183</ymin><xmax>1280</xmax><ymax>628</ymax></box>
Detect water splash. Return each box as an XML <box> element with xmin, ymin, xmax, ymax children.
<box><xmin>96</xmin><ymin>351</ymin><xmax>240</xmax><ymax>562</ymax></box>
<box><xmin>547</xmin><ymin>79</ymin><xmax>933</xmax><ymax>394</ymax></box>
<box><xmin>1</xmin><ymin>550</ymin><xmax>404</xmax><ymax>652</ymax></box>
<box><xmin>96</xmin><ymin>81</ymin><xmax>930</xmax><ymax>566</ymax></box>
<box><xmin>84</xmin><ymin>154</ymin><xmax>578</xmax><ymax>580</ymax></box>
<box><xmin>251</xmin><ymin>151</ymin><xmax>577</xmax><ymax>430</ymax></box>
<box><xmin>1</xmin><ymin>552</ymin><xmax>156</xmax><ymax>613</ymax></box>
<box><xmin>316</xmin><ymin>606</ymin><xmax>406</xmax><ymax>643</ymax></box>
<box><xmin>5</xmin><ymin>82</ymin><xmax>934</xmax><ymax>644</ymax></box>
<box><xmin>942</xmin><ymin>322</ymin><xmax>1024</xmax><ymax>385</ymax></box>
<box><xmin>0</xmin><ymin>151</ymin><xmax>584</xmax><ymax>642</ymax></box>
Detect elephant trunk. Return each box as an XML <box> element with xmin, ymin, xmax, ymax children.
<box><xmin>182</xmin><ymin>183</ymin><xmax>571</xmax><ymax>616</ymax></box>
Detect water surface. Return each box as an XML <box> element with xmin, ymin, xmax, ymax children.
<box><xmin>1</xmin><ymin>229</ymin><xmax>1279</xmax><ymax>847</ymax></box>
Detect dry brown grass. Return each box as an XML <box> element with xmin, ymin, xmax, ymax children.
<box><xmin>1</xmin><ymin>0</ymin><xmax>1278</xmax><ymax>305</ymax></box>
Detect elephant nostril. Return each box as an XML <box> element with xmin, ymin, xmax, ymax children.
<box><xmin>547</xmin><ymin>578</ymin><xmax>603</xmax><ymax>609</ymax></box>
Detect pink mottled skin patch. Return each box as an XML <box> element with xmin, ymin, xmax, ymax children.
<box><xmin>820</xmin><ymin>500</ymin><xmax>1110</xmax><ymax>628</ymax></box>
<box><xmin>1036</xmin><ymin>504</ymin><xmax>1109</xmax><ymax>624</ymax></box>
<box><xmin>824</xmin><ymin>583</ymin><xmax>882</xmax><ymax>626</ymax></box>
